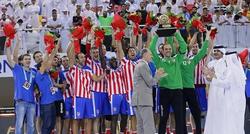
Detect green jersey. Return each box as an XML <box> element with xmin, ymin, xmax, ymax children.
<box><xmin>181</xmin><ymin>40</ymin><xmax>209</xmax><ymax>88</ymax></box>
<box><xmin>149</xmin><ymin>32</ymin><xmax>187</xmax><ymax>89</ymax></box>
<box><xmin>98</xmin><ymin>16</ymin><xmax>113</xmax><ymax>35</ymax></box>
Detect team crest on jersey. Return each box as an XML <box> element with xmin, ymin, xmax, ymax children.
<box><xmin>113</xmin><ymin>107</ymin><xmax>117</xmax><ymax>112</ymax></box>
<box><xmin>66</xmin><ymin>111</ymin><xmax>69</xmax><ymax>116</ymax></box>
<box><xmin>77</xmin><ymin>112</ymin><xmax>80</xmax><ymax>117</ymax></box>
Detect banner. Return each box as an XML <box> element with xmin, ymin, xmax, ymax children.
<box><xmin>0</xmin><ymin>55</ymin><xmax>36</xmax><ymax>78</ymax></box>
<box><xmin>0</xmin><ymin>55</ymin><xmax>14</xmax><ymax>78</ymax></box>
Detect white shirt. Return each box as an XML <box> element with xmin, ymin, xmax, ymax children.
<box><xmin>224</xmin><ymin>15</ymin><xmax>234</xmax><ymax>24</ymax></box>
<box><xmin>81</xmin><ymin>9</ymin><xmax>98</xmax><ymax>25</ymax></box>
<box><xmin>171</xmin><ymin>4</ymin><xmax>181</xmax><ymax>15</ymax></box>
<box><xmin>47</xmin><ymin>17</ymin><xmax>62</xmax><ymax>33</ymax></box>
<box><xmin>146</xmin><ymin>3</ymin><xmax>159</xmax><ymax>15</ymax></box>
<box><xmin>14</xmin><ymin>7</ymin><xmax>27</xmax><ymax>21</ymax></box>
<box><xmin>23</xmin><ymin>30</ymin><xmax>40</xmax><ymax>53</ymax></box>
<box><xmin>129</xmin><ymin>4</ymin><xmax>140</xmax><ymax>12</ymax></box>
<box><xmin>236</xmin><ymin>16</ymin><xmax>249</xmax><ymax>23</ymax></box>
<box><xmin>212</xmin><ymin>14</ymin><xmax>226</xmax><ymax>24</ymax></box>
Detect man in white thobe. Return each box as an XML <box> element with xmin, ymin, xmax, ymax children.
<box><xmin>204</xmin><ymin>46</ymin><xmax>246</xmax><ymax>134</ymax></box>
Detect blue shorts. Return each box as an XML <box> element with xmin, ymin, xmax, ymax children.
<box><xmin>92</xmin><ymin>91</ymin><xmax>111</xmax><ymax>117</ymax></box>
<box><xmin>64</xmin><ymin>97</ymin><xmax>73</xmax><ymax>119</ymax></box>
<box><xmin>110</xmin><ymin>94</ymin><xmax>127</xmax><ymax>115</ymax></box>
<box><xmin>126</xmin><ymin>91</ymin><xmax>135</xmax><ymax>115</ymax></box>
<box><xmin>195</xmin><ymin>86</ymin><xmax>208</xmax><ymax>111</ymax></box>
<box><xmin>35</xmin><ymin>101</ymin><xmax>40</xmax><ymax>117</ymax></box>
<box><xmin>153</xmin><ymin>86</ymin><xmax>160</xmax><ymax>113</ymax></box>
<box><xmin>73</xmin><ymin>97</ymin><xmax>95</xmax><ymax>119</ymax></box>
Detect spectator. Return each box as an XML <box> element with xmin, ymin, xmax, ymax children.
<box><xmin>81</xmin><ymin>3</ymin><xmax>98</xmax><ymax>25</ymax></box>
<box><xmin>224</xmin><ymin>9</ymin><xmax>234</xmax><ymax>24</ymax></box>
<box><xmin>200</xmin><ymin>6</ymin><xmax>213</xmax><ymax>26</ymax></box>
<box><xmin>60</xmin><ymin>8</ymin><xmax>71</xmax><ymax>52</ymax></box>
<box><xmin>146</xmin><ymin>0</ymin><xmax>159</xmax><ymax>15</ymax></box>
<box><xmin>234</xmin><ymin>10</ymin><xmax>250</xmax><ymax>24</ymax></box>
<box><xmin>47</xmin><ymin>9</ymin><xmax>62</xmax><ymax>36</ymax></box>
<box><xmin>128</xmin><ymin>0</ymin><xmax>140</xmax><ymax>12</ymax></box>
<box><xmin>26</xmin><ymin>0</ymin><xmax>40</xmax><ymax>28</ymax></box>
<box><xmin>159</xmin><ymin>0</ymin><xmax>169</xmax><ymax>14</ymax></box>
<box><xmin>0</xmin><ymin>13</ymin><xmax>11</xmax><ymax>55</ymax></box>
<box><xmin>68</xmin><ymin>0</ymin><xmax>77</xmax><ymax>17</ymax></box>
<box><xmin>98</xmin><ymin>10</ymin><xmax>113</xmax><ymax>51</ymax></box>
<box><xmin>15</xmin><ymin>19</ymin><xmax>27</xmax><ymax>54</ymax></box>
<box><xmin>138</xmin><ymin>1</ymin><xmax>147</xmax><ymax>25</ymax></box>
<box><xmin>14</xmin><ymin>1</ymin><xmax>27</xmax><ymax>22</ymax></box>
<box><xmin>242</xmin><ymin>4</ymin><xmax>250</xmax><ymax>21</ymax></box>
<box><xmin>171</xmin><ymin>0</ymin><xmax>181</xmax><ymax>15</ymax></box>
<box><xmin>212</xmin><ymin>9</ymin><xmax>226</xmax><ymax>25</ymax></box>
<box><xmin>38</xmin><ymin>18</ymin><xmax>48</xmax><ymax>52</ymax></box>
<box><xmin>24</xmin><ymin>24</ymin><xmax>40</xmax><ymax>54</ymax></box>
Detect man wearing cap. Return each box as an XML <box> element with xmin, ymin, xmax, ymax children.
<box><xmin>203</xmin><ymin>45</ymin><xmax>233</xmax><ymax>134</ymax></box>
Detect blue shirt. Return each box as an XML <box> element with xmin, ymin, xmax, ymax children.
<box><xmin>148</xmin><ymin>61</ymin><xmax>156</xmax><ymax>77</ymax></box>
<box><xmin>12</xmin><ymin>64</ymin><xmax>36</xmax><ymax>103</ymax></box>
<box><xmin>53</xmin><ymin>71</ymin><xmax>65</xmax><ymax>101</ymax></box>
<box><xmin>245</xmin><ymin>69</ymin><xmax>250</xmax><ymax>98</ymax></box>
<box><xmin>35</xmin><ymin>72</ymin><xmax>56</xmax><ymax>104</ymax></box>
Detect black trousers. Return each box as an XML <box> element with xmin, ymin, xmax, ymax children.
<box><xmin>183</xmin><ymin>88</ymin><xmax>201</xmax><ymax>134</ymax></box>
<box><xmin>245</xmin><ymin>98</ymin><xmax>250</xmax><ymax>134</ymax></box>
<box><xmin>158</xmin><ymin>88</ymin><xmax>184</xmax><ymax>134</ymax></box>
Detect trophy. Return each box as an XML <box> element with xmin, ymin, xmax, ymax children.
<box><xmin>156</xmin><ymin>14</ymin><xmax>176</xmax><ymax>37</ymax></box>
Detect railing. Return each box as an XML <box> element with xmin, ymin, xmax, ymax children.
<box><xmin>213</xmin><ymin>24</ymin><xmax>250</xmax><ymax>48</ymax></box>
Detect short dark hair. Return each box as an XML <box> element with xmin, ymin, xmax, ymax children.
<box><xmin>33</xmin><ymin>51</ymin><xmax>42</xmax><ymax>60</ymax></box>
<box><xmin>18</xmin><ymin>55</ymin><xmax>24</xmax><ymax>65</ymax></box>
<box><xmin>23</xmin><ymin>53</ymin><xmax>31</xmax><ymax>58</ymax></box>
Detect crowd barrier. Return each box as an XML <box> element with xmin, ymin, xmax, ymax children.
<box><xmin>214</xmin><ymin>24</ymin><xmax>250</xmax><ymax>48</ymax></box>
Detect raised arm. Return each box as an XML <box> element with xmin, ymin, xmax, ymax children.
<box><xmin>193</xmin><ymin>39</ymin><xmax>209</xmax><ymax>65</ymax></box>
<box><xmin>6</xmin><ymin>38</ymin><xmax>16</xmax><ymax>68</ymax></box>
<box><xmin>175</xmin><ymin>30</ymin><xmax>187</xmax><ymax>54</ymax></box>
<box><xmin>13</xmin><ymin>37</ymin><xmax>21</xmax><ymax>63</ymax></box>
<box><xmin>175</xmin><ymin>31</ymin><xmax>187</xmax><ymax>62</ymax></box>
<box><xmin>145</xmin><ymin>31</ymin><xmax>152</xmax><ymax>48</ymax></box>
<box><xmin>117</xmin><ymin>39</ymin><xmax>125</xmax><ymax>62</ymax></box>
<box><xmin>188</xmin><ymin>32</ymin><xmax>198</xmax><ymax>51</ymax></box>
<box><xmin>136</xmin><ymin>34</ymin><xmax>143</xmax><ymax>51</ymax></box>
<box><xmin>39</xmin><ymin>42</ymin><xmax>59</xmax><ymax>74</ymax></box>
<box><xmin>149</xmin><ymin>34</ymin><xmax>161</xmax><ymax>66</ymax></box>
<box><xmin>67</xmin><ymin>40</ymin><xmax>75</xmax><ymax>67</ymax></box>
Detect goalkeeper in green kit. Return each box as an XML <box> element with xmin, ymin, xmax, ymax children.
<box><xmin>149</xmin><ymin>30</ymin><xmax>212</xmax><ymax>134</ymax></box>
<box><xmin>180</xmin><ymin>30</ymin><xmax>212</xmax><ymax>134</ymax></box>
<box><xmin>149</xmin><ymin>30</ymin><xmax>187</xmax><ymax>134</ymax></box>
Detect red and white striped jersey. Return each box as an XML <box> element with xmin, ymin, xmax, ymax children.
<box><xmin>107</xmin><ymin>67</ymin><xmax>126</xmax><ymax>96</ymax></box>
<box><xmin>62</xmin><ymin>70</ymin><xmax>73</xmax><ymax>99</ymax></box>
<box><xmin>86</xmin><ymin>58</ymin><xmax>106</xmax><ymax>92</ymax></box>
<box><xmin>121</xmin><ymin>57</ymin><xmax>138</xmax><ymax>92</ymax></box>
<box><xmin>68</xmin><ymin>65</ymin><xmax>92</xmax><ymax>98</ymax></box>
<box><xmin>81</xmin><ymin>67</ymin><xmax>92</xmax><ymax>99</ymax></box>
<box><xmin>194</xmin><ymin>57</ymin><xmax>207</xmax><ymax>85</ymax></box>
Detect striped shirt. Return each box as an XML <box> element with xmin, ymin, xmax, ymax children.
<box><xmin>62</xmin><ymin>69</ymin><xmax>73</xmax><ymax>99</ymax></box>
<box><xmin>121</xmin><ymin>57</ymin><xmax>138</xmax><ymax>92</ymax></box>
<box><xmin>68</xmin><ymin>65</ymin><xmax>92</xmax><ymax>98</ymax></box>
<box><xmin>194</xmin><ymin>57</ymin><xmax>207</xmax><ymax>85</ymax></box>
<box><xmin>86</xmin><ymin>58</ymin><xmax>106</xmax><ymax>92</ymax></box>
<box><xmin>107</xmin><ymin>67</ymin><xmax>126</xmax><ymax>96</ymax></box>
